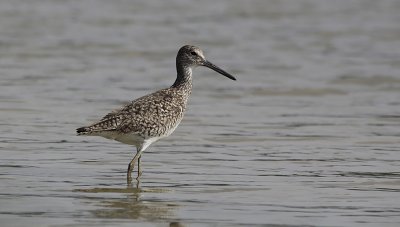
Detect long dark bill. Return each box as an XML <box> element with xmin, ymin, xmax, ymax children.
<box><xmin>203</xmin><ymin>60</ymin><xmax>236</xmax><ymax>81</ymax></box>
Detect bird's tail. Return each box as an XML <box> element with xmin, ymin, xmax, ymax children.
<box><xmin>76</xmin><ymin>126</ymin><xmax>90</xmax><ymax>135</ymax></box>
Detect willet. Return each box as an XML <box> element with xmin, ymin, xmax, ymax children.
<box><xmin>77</xmin><ymin>45</ymin><xmax>236</xmax><ymax>184</ymax></box>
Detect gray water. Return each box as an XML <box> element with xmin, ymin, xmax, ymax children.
<box><xmin>1</xmin><ymin>0</ymin><xmax>400</xmax><ymax>226</ymax></box>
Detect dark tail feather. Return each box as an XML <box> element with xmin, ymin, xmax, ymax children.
<box><xmin>76</xmin><ymin>126</ymin><xmax>89</xmax><ymax>135</ymax></box>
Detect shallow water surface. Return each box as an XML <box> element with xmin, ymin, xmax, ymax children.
<box><xmin>1</xmin><ymin>0</ymin><xmax>400</xmax><ymax>226</ymax></box>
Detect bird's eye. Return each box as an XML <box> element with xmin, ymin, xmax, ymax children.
<box><xmin>190</xmin><ymin>51</ymin><xmax>197</xmax><ymax>56</ymax></box>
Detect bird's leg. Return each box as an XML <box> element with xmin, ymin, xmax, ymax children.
<box><xmin>127</xmin><ymin>160</ymin><xmax>134</xmax><ymax>184</ymax></box>
<box><xmin>127</xmin><ymin>149</ymin><xmax>143</xmax><ymax>184</ymax></box>
<box><xmin>137</xmin><ymin>155</ymin><xmax>143</xmax><ymax>180</ymax></box>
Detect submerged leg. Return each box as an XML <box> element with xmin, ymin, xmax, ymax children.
<box><xmin>127</xmin><ymin>149</ymin><xmax>143</xmax><ymax>183</ymax></box>
<box><xmin>126</xmin><ymin>140</ymin><xmax>152</xmax><ymax>184</ymax></box>
<box><xmin>137</xmin><ymin>155</ymin><xmax>143</xmax><ymax>180</ymax></box>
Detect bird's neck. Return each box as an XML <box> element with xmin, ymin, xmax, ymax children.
<box><xmin>172</xmin><ymin>64</ymin><xmax>193</xmax><ymax>91</ymax></box>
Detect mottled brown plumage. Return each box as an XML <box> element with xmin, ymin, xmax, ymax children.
<box><xmin>77</xmin><ymin>88</ymin><xmax>188</xmax><ymax>139</ymax></box>
<box><xmin>77</xmin><ymin>45</ymin><xmax>236</xmax><ymax>184</ymax></box>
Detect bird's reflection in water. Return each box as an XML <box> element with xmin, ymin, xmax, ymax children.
<box><xmin>170</xmin><ymin>222</ymin><xmax>186</xmax><ymax>227</ymax></box>
<box><xmin>74</xmin><ymin>182</ymin><xmax>178</xmax><ymax>221</ymax></box>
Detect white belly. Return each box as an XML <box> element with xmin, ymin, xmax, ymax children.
<box><xmin>96</xmin><ymin>131</ymin><xmax>162</xmax><ymax>152</ymax></box>
<box><xmin>93</xmin><ymin>119</ymin><xmax>183</xmax><ymax>150</ymax></box>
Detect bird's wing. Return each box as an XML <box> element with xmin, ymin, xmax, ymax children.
<box><xmin>115</xmin><ymin>89</ymin><xmax>182</xmax><ymax>137</ymax></box>
<box><xmin>82</xmin><ymin>88</ymin><xmax>183</xmax><ymax>137</ymax></box>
